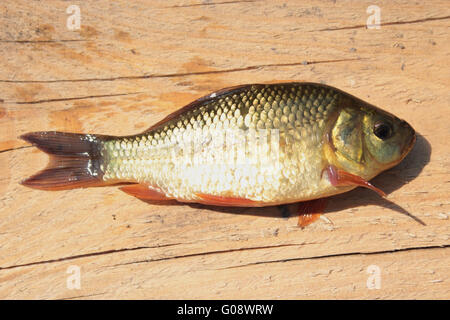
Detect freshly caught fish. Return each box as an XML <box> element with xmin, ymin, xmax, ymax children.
<box><xmin>20</xmin><ymin>82</ymin><xmax>416</xmax><ymax>226</ymax></box>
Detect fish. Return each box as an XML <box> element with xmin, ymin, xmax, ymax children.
<box><xmin>20</xmin><ymin>82</ymin><xmax>416</xmax><ymax>227</ymax></box>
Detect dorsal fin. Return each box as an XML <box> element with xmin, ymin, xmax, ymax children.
<box><xmin>142</xmin><ymin>84</ymin><xmax>261</xmax><ymax>133</ymax></box>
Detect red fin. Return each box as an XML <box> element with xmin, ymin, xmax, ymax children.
<box><xmin>194</xmin><ymin>193</ymin><xmax>261</xmax><ymax>207</ymax></box>
<box><xmin>326</xmin><ymin>165</ymin><xmax>386</xmax><ymax>197</ymax></box>
<box><xmin>20</xmin><ymin>131</ymin><xmax>114</xmax><ymax>190</ymax></box>
<box><xmin>297</xmin><ymin>199</ymin><xmax>328</xmax><ymax>228</ymax></box>
<box><xmin>119</xmin><ymin>184</ymin><xmax>173</xmax><ymax>201</ymax></box>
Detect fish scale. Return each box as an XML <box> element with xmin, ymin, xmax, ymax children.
<box><xmin>101</xmin><ymin>83</ymin><xmax>340</xmax><ymax>203</ymax></box>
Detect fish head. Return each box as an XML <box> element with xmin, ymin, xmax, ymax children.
<box><xmin>330</xmin><ymin>95</ymin><xmax>416</xmax><ymax>179</ymax></box>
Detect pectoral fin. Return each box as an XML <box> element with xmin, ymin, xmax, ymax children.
<box><xmin>326</xmin><ymin>165</ymin><xmax>386</xmax><ymax>197</ymax></box>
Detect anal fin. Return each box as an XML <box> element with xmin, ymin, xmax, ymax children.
<box><xmin>119</xmin><ymin>184</ymin><xmax>173</xmax><ymax>201</ymax></box>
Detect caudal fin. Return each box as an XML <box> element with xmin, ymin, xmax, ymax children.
<box><xmin>20</xmin><ymin>131</ymin><xmax>114</xmax><ymax>190</ymax></box>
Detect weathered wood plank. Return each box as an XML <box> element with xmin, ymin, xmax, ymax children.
<box><xmin>0</xmin><ymin>0</ymin><xmax>449</xmax><ymax>299</ymax></box>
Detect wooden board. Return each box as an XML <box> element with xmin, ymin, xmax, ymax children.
<box><xmin>0</xmin><ymin>0</ymin><xmax>449</xmax><ymax>299</ymax></box>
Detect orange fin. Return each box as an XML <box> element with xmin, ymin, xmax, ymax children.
<box><xmin>326</xmin><ymin>165</ymin><xmax>386</xmax><ymax>197</ymax></box>
<box><xmin>119</xmin><ymin>184</ymin><xmax>173</xmax><ymax>201</ymax></box>
<box><xmin>297</xmin><ymin>199</ymin><xmax>328</xmax><ymax>228</ymax></box>
<box><xmin>194</xmin><ymin>193</ymin><xmax>261</xmax><ymax>207</ymax></box>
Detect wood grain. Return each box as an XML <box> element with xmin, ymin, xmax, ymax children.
<box><xmin>0</xmin><ymin>0</ymin><xmax>449</xmax><ymax>299</ymax></box>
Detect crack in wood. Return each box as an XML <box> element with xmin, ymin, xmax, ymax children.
<box><xmin>61</xmin><ymin>292</ymin><xmax>107</xmax><ymax>300</ymax></box>
<box><xmin>316</xmin><ymin>15</ymin><xmax>450</xmax><ymax>31</ymax></box>
<box><xmin>0</xmin><ymin>145</ymin><xmax>32</xmax><ymax>154</ymax></box>
<box><xmin>218</xmin><ymin>244</ymin><xmax>450</xmax><ymax>270</ymax></box>
<box><xmin>4</xmin><ymin>241</ymin><xmax>447</xmax><ymax>272</ymax></box>
<box><xmin>104</xmin><ymin>244</ymin><xmax>450</xmax><ymax>270</ymax></box>
<box><xmin>0</xmin><ymin>58</ymin><xmax>361</xmax><ymax>84</ymax></box>
<box><xmin>106</xmin><ymin>242</ymin><xmax>324</xmax><ymax>268</ymax></box>
<box><xmin>0</xmin><ymin>243</ymin><xmax>183</xmax><ymax>271</ymax></box>
<box><xmin>6</xmin><ymin>92</ymin><xmax>144</xmax><ymax>105</ymax></box>
<box><xmin>167</xmin><ymin>0</ymin><xmax>261</xmax><ymax>8</ymax></box>
<box><xmin>0</xmin><ymin>39</ymin><xmax>88</xmax><ymax>44</ymax></box>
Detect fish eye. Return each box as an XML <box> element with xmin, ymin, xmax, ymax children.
<box><xmin>373</xmin><ymin>122</ymin><xmax>393</xmax><ymax>140</ymax></box>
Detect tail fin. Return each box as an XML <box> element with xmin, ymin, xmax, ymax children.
<box><xmin>20</xmin><ymin>131</ymin><xmax>114</xmax><ymax>190</ymax></box>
